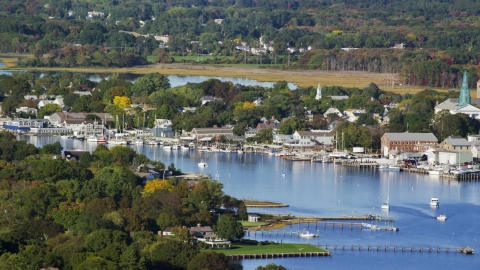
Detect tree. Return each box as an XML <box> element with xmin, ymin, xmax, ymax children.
<box><xmin>131</xmin><ymin>73</ymin><xmax>170</xmax><ymax>97</ymax></box>
<box><xmin>51</xmin><ymin>202</ymin><xmax>86</xmax><ymax>231</ymax></box>
<box><xmin>113</xmin><ymin>96</ymin><xmax>131</xmax><ymax>109</ymax></box>
<box><xmin>233</xmin><ymin>122</ymin><xmax>247</xmax><ymax>136</ymax></box>
<box><xmin>356</xmin><ymin>114</ymin><xmax>377</xmax><ymax>125</ymax></box>
<box><xmin>253</xmin><ymin>128</ymin><xmax>273</xmax><ymax>144</ymax></box>
<box><xmin>277</xmin><ymin>118</ymin><xmax>307</xmax><ymax>134</ymax></box>
<box><xmin>256</xmin><ymin>263</ymin><xmax>287</xmax><ymax>270</ymax></box>
<box><xmin>143</xmin><ymin>179</ymin><xmax>173</xmax><ymax>194</ymax></box>
<box><xmin>187</xmin><ymin>252</ymin><xmax>231</xmax><ymax>270</ymax></box>
<box><xmin>238</xmin><ymin>201</ymin><xmax>248</xmax><ymax>220</ymax></box>
<box><xmin>41</xmin><ymin>141</ymin><xmax>63</xmax><ymax>155</ymax></box>
<box><xmin>37</xmin><ymin>103</ymin><xmax>62</xmax><ymax>118</ymax></box>
<box><xmin>214</xmin><ymin>215</ymin><xmax>244</xmax><ymax>241</ymax></box>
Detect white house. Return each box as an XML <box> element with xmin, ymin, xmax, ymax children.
<box><xmin>344</xmin><ymin>109</ymin><xmax>365</xmax><ymax>122</ymax></box>
<box><xmin>37</xmin><ymin>100</ymin><xmax>53</xmax><ymax>109</ymax></box>
<box><xmin>323</xmin><ymin>107</ymin><xmax>342</xmax><ymax>118</ymax></box>
<box><xmin>434</xmin><ymin>98</ymin><xmax>480</xmax><ymax>120</ymax></box>
<box><xmin>290</xmin><ymin>130</ymin><xmax>334</xmax><ymax>147</ymax></box>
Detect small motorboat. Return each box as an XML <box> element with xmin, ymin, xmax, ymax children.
<box><xmin>299</xmin><ymin>230</ymin><xmax>317</xmax><ymax>238</ymax></box>
<box><xmin>198</xmin><ymin>160</ymin><xmax>208</xmax><ymax>168</ymax></box>
<box><xmin>430</xmin><ymin>197</ymin><xmax>439</xmax><ymax>207</ymax></box>
<box><xmin>437</xmin><ymin>214</ymin><xmax>446</xmax><ymax>221</ymax></box>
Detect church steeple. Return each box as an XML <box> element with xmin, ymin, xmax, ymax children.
<box><xmin>315</xmin><ymin>83</ymin><xmax>322</xmax><ymax>100</ymax></box>
<box><xmin>457</xmin><ymin>71</ymin><xmax>471</xmax><ymax>106</ymax></box>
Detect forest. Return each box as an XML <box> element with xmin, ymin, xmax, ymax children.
<box><xmin>2</xmin><ymin>1</ymin><xmax>480</xmax><ymax>87</ymax></box>
<box><xmin>0</xmin><ymin>131</ymin><xmax>264</xmax><ymax>269</ymax></box>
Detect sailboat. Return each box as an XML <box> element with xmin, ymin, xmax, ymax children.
<box><xmin>108</xmin><ymin>115</ymin><xmax>127</xmax><ymax>145</ymax></box>
<box><xmin>381</xmin><ymin>174</ymin><xmax>390</xmax><ymax>210</ymax></box>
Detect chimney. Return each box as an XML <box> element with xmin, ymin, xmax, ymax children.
<box><xmin>197</xmin><ymin>223</ymin><xmax>201</xmax><ymax>227</ymax></box>
<box><xmin>213</xmin><ymin>125</ymin><xmax>218</xmax><ymax>128</ymax></box>
<box><xmin>265</xmin><ymin>120</ymin><xmax>270</xmax><ymax>125</ymax></box>
<box><xmin>271</xmin><ymin>115</ymin><xmax>275</xmax><ymax>120</ymax></box>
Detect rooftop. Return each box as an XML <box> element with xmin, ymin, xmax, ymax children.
<box><xmin>384</xmin><ymin>133</ymin><xmax>438</xmax><ymax>141</ymax></box>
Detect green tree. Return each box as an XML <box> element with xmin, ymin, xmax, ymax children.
<box><xmin>214</xmin><ymin>215</ymin><xmax>244</xmax><ymax>241</ymax></box>
<box><xmin>51</xmin><ymin>202</ymin><xmax>86</xmax><ymax>231</ymax></box>
<box><xmin>277</xmin><ymin>118</ymin><xmax>307</xmax><ymax>134</ymax></box>
<box><xmin>187</xmin><ymin>252</ymin><xmax>231</xmax><ymax>270</ymax></box>
<box><xmin>253</xmin><ymin>128</ymin><xmax>273</xmax><ymax>144</ymax></box>
<box><xmin>42</xmin><ymin>141</ymin><xmax>63</xmax><ymax>155</ymax></box>
<box><xmin>131</xmin><ymin>73</ymin><xmax>170</xmax><ymax>97</ymax></box>
<box><xmin>256</xmin><ymin>263</ymin><xmax>288</xmax><ymax>270</ymax></box>
<box><xmin>238</xmin><ymin>201</ymin><xmax>248</xmax><ymax>220</ymax></box>
<box><xmin>356</xmin><ymin>114</ymin><xmax>377</xmax><ymax>125</ymax></box>
<box><xmin>37</xmin><ymin>103</ymin><xmax>62</xmax><ymax>118</ymax></box>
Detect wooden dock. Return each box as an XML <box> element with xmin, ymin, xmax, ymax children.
<box><xmin>227</xmin><ymin>251</ymin><xmax>331</xmax><ymax>260</ymax></box>
<box><xmin>318</xmin><ymin>244</ymin><xmax>474</xmax><ymax>254</ymax></box>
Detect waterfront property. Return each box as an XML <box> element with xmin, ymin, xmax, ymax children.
<box><xmin>381</xmin><ymin>132</ymin><xmax>438</xmax><ymax>156</ymax></box>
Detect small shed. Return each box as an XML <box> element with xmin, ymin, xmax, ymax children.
<box><xmin>248</xmin><ymin>214</ymin><xmax>259</xmax><ymax>222</ymax></box>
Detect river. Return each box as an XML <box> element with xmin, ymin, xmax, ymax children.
<box><xmin>0</xmin><ymin>69</ymin><xmax>298</xmax><ymax>89</ymax></box>
<box><xmin>18</xmin><ymin>136</ymin><xmax>480</xmax><ymax>269</ymax></box>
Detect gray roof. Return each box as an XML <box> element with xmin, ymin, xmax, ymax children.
<box><xmin>384</xmin><ymin>133</ymin><xmax>438</xmax><ymax>141</ymax></box>
<box><xmin>444</xmin><ymin>137</ymin><xmax>470</xmax><ymax>146</ymax></box>
<box><xmin>435</xmin><ymin>98</ymin><xmax>480</xmax><ymax>111</ymax></box>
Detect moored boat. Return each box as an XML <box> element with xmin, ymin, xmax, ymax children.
<box><xmin>430</xmin><ymin>197</ymin><xmax>439</xmax><ymax>207</ymax></box>
<box><xmin>198</xmin><ymin>160</ymin><xmax>208</xmax><ymax>168</ymax></box>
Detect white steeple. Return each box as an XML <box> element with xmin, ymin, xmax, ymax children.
<box><xmin>315</xmin><ymin>83</ymin><xmax>322</xmax><ymax>100</ymax></box>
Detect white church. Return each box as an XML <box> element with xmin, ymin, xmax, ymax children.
<box><xmin>434</xmin><ymin>72</ymin><xmax>480</xmax><ymax>120</ymax></box>
<box><xmin>315</xmin><ymin>84</ymin><xmax>349</xmax><ymax>101</ymax></box>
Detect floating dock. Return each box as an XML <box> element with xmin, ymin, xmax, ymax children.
<box><xmin>319</xmin><ymin>244</ymin><xmax>474</xmax><ymax>254</ymax></box>
<box><xmin>227</xmin><ymin>251</ymin><xmax>331</xmax><ymax>260</ymax></box>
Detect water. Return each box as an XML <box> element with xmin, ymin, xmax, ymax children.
<box><xmin>0</xmin><ymin>69</ymin><xmax>297</xmax><ymax>89</ymax></box>
<box><xmin>19</xmin><ymin>136</ymin><xmax>480</xmax><ymax>269</ymax></box>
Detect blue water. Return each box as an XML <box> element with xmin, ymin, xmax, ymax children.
<box><xmin>0</xmin><ymin>70</ymin><xmax>297</xmax><ymax>89</ymax></box>
<box><xmin>20</xmin><ymin>136</ymin><xmax>480</xmax><ymax>269</ymax></box>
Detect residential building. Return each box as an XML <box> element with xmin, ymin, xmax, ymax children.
<box><xmin>3</xmin><ymin>118</ymin><xmax>50</xmax><ymax>132</ymax></box>
<box><xmin>63</xmin><ymin>151</ymin><xmax>89</xmax><ymax>162</ymax></box>
<box><xmin>439</xmin><ymin>136</ymin><xmax>471</xmax><ymax>153</ymax></box>
<box><xmin>190</xmin><ymin>127</ymin><xmax>233</xmax><ymax>140</ymax></box>
<box><xmin>200</xmin><ymin>96</ymin><xmax>223</xmax><ymax>105</ymax></box>
<box><xmin>248</xmin><ymin>214</ymin><xmax>259</xmax><ymax>222</ymax></box>
<box><xmin>178</xmin><ymin>107</ymin><xmax>197</xmax><ymax>114</ymax></box>
<box><xmin>344</xmin><ymin>109</ymin><xmax>365</xmax><ymax>122</ymax></box>
<box><xmin>48</xmin><ymin>112</ymin><xmax>113</xmax><ymax>126</ymax></box>
<box><xmin>288</xmin><ymin>130</ymin><xmax>334</xmax><ymax>147</ymax></box>
<box><xmin>381</xmin><ymin>133</ymin><xmax>438</xmax><ymax>156</ymax></box>
<box><xmin>151</xmin><ymin>119</ymin><xmax>174</xmax><ymax>137</ymax></box>
<box><xmin>323</xmin><ymin>107</ymin><xmax>342</xmax><ymax>118</ymax></box>
<box><xmin>189</xmin><ymin>224</ymin><xmax>215</xmax><ymax>239</ymax></box>
<box><xmin>16</xmin><ymin>107</ymin><xmax>38</xmax><ymax>115</ymax></box>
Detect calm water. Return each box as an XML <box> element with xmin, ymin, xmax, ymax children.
<box><xmin>0</xmin><ymin>69</ymin><xmax>297</xmax><ymax>89</ymax></box>
<box><xmin>19</xmin><ymin>136</ymin><xmax>480</xmax><ymax>269</ymax></box>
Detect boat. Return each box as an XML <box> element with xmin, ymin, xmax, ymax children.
<box><xmin>198</xmin><ymin>160</ymin><xmax>208</xmax><ymax>168</ymax></box>
<box><xmin>381</xmin><ymin>174</ymin><xmax>391</xmax><ymax>210</ymax></box>
<box><xmin>361</xmin><ymin>223</ymin><xmax>377</xmax><ymax>230</ymax></box>
<box><xmin>430</xmin><ymin>197</ymin><xmax>439</xmax><ymax>207</ymax></box>
<box><xmin>237</xmin><ymin>149</ymin><xmax>244</xmax><ymax>154</ymax></box>
<box><xmin>107</xmin><ymin>139</ymin><xmax>126</xmax><ymax>145</ymax></box>
<box><xmin>437</xmin><ymin>214</ymin><xmax>446</xmax><ymax>221</ymax></box>
<box><xmin>379</xmin><ymin>164</ymin><xmax>401</xmax><ymax>171</ymax></box>
<box><xmin>163</xmin><ymin>145</ymin><xmax>172</xmax><ymax>150</ymax></box>
<box><xmin>97</xmin><ymin>137</ymin><xmax>107</xmax><ymax>143</ymax></box>
<box><xmin>299</xmin><ymin>230</ymin><xmax>317</xmax><ymax>238</ymax></box>
<box><xmin>87</xmin><ymin>135</ymin><xmax>98</xmax><ymax>142</ymax></box>
<box><xmin>134</xmin><ymin>139</ymin><xmax>144</xmax><ymax>145</ymax></box>
<box><xmin>76</xmin><ymin>135</ymin><xmax>85</xmax><ymax>141</ymax></box>
<box><xmin>181</xmin><ymin>145</ymin><xmax>190</xmax><ymax>150</ymax></box>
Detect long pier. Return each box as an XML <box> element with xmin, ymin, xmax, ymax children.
<box><xmin>317</xmin><ymin>244</ymin><xmax>474</xmax><ymax>254</ymax></box>
<box><xmin>227</xmin><ymin>251</ymin><xmax>332</xmax><ymax>260</ymax></box>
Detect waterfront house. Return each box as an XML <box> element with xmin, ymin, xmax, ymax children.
<box><xmin>288</xmin><ymin>130</ymin><xmax>334</xmax><ymax>148</ymax></box>
<box><xmin>381</xmin><ymin>133</ymin><xmax>438</xmax><ymax>156</ymax></box>
<box><xmin>439</xmin><ymin>136</ymin><xmax>471</xmax><ymax>153</ymax></box>
<box><xmin>3</xmin><ymin>118</ymin><xmax>50</xmax><ymax>132</ymax></box>
<box><xmin>248</xmin><ymin>214</ymin><xmax>260</xmax><ymax>222</ymax></box>
<box><xmin>48</xmin><ymin>112</ymin><xmax>113</xmax><ymax>126</ymax></box>
<box><xmin>190</xmin><ymin>127</ymin><xmax>233</xmax><ymax>140</ymax></box>
<box><xmin>189</xmin><ymin>224</ymin><xmax>215</xmax><ymax>239</ymax></box>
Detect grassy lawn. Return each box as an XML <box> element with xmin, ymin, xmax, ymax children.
<box><xmin>210</xmin><ymin>243</ymin><xmax>326</xmax><ymax>255</ymax></box>
<box><xmin>240</xmin><ymin>221</ymin><xmax>267</xmax><ymax>227</ymax></box>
